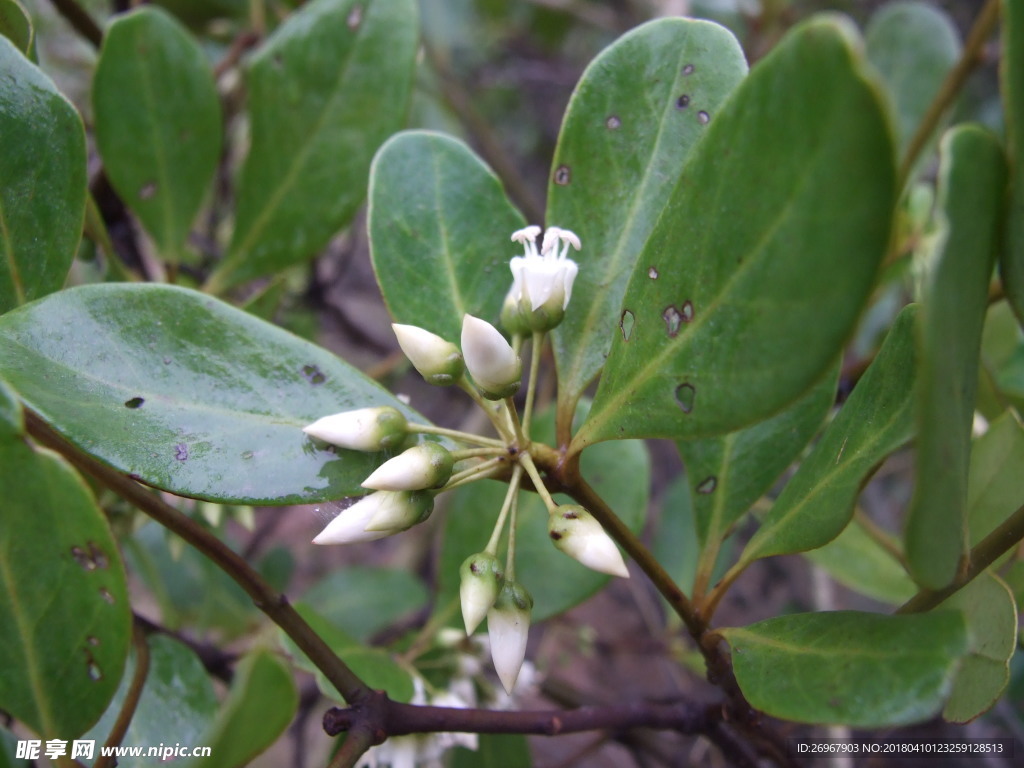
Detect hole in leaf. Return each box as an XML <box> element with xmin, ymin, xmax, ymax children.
<box><xmin>606</xmin><ymin>115</ymin><xmax>621</xmax><ymax>130</ymax></box>
<box><xmin>675</xmin><ymin>383</ymin><xmax>696</xmax><ymax>414</ymax></box>
<box><xmin>648</xmin><ymin>267</ymin><xmax>659</xmax><ymax>279</ymax></box>
<box><xmin>619</xmin><ymin>310</ymin><xmax>635</xmax><ymax>341</ymax></box>
<box><xmin>302</xmin><ymin>364</ymin><xmax>326</xmax><ymax>384</ymax></box>
<box><xmin>174</xmin><ymin>443</ymin><xmax>189</xmax><ymax>461</ymax></box>
<box><xmin>682</xmin><ymin>64</ymin><xmax>695</xmax><ymax>76</ymax></box>
<box><xmin>554</xmin><ymin>165</ymin><xmax>571</xmax><ymax>186</ymax></box>
<box><xmin>681</xmin><ymin>300</ymin><xmax>694</xmax><ymax>323</ymax></box>
<box><xmin>347</xmin><ymin>4</ymin><xmax>363</xmax><ymax>28</ymax></box>
<box><xmin>697</xmin><ymin>111</ymin><xmax>710</xmax><ymax>125</ymax></box>
<box><xmin>676</xmin><ymin>94</ymin><xmax>690</xmax><ymax>109</ymax></box>
<box><xmin>662</xmin><ymin>306</ymin><xmax>682</xmax><ymax>337</ymax></box>
<box><xmin>242</xmin><ymin>450</ymin><xmax>254</xmax><ymax>460</ymax></box>
<box><xmin>99</xmin><ymin>587</ymin><xmax>115</xmax><ymax>604</ymax></box>
<box><xmin>697</xmin><ymin>476</ymin><xmax>717</xmax><ymax>494</ymax></box>
<box><xmin>124</xmin><ymin>397</ymin><xmax>144</xmax><ymax>409</ymax></box>
<box><xmin>139</xmin><ymin>182</ymin><xmax>157</xmax><ymax>200</ymax></box>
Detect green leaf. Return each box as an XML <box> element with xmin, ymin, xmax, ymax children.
<box><xmin>0</xmin><ymin>726</ymin><xmax>30</xmax><ymax>768</ymax></box>
<box><xmin>1000</xmin><ymin>0</ymin><xmax>1024</xmax><ymax>325</ymax></box>
<box><xmin>575</xmin><ymin>17</ymin><xmax>895</xmax><ymax>447</ymax></box>
<box><xmin>282</xmin><ymin>604</ymin><xmax>413</xmax><ymax>702</ymax></box>
<box><xmin>93</xmin><ymin>7</ymin><xmax>222</xmax><ymax>265</ymax></box>
<box><xmin>865</xmin><ymin>1</ymin><xmax>960</xmax><ymax>157</ymax></box>
<box><xmin>722</xmin><ymin>611</ymin><xmax>968</xmax><ymax>727</ymax></box>
<box><xmin>803</xmin><ymin>515</ymin><xmax>915</xmax><ymax>604</ymax></box>
<box><xmin>940</xmin><ymin>574</ymin><xmax>1017</xmax><ymax>723</ymax></box>
<box><xmin>439</xmin><ymin>403</ymin><xmax>648</xmax><ymax>622</ymax></box>
<box><xmin>84</xmin><ymin>634</ymin><xmax>218</xmax><ymax>752</ymax></box>
<box><xmin>968</xmin><ymin>410</ymin><xmax>1024</xmax><ymax>546</ymax></box>
<box><xmin>190</xmin><ymin>650</ymin><xmax>298</xmax><ymax>768</ymax></box>
<box><xmin>302</xmin><ymin>566</ymin><xmax>429</xmax><ymax>642</ymax></box>
<box><xmin>0</xmin><ymin>0</ymin><xmax>34</xmax><ymax>59</ymax></box>
<box><xmin>651</xmin><ymin>474</ymin><xmax>699</xmax><ymax>597</ymax></box>
<box><xmin>208</xmin><ymin>0</ymin><xmax>418</xmax><ymax>290</ymax></box>
<box><xmin>0</xmin><ymin>380</ymin><xmax>130</xmax><ymax>738</ymax></box>
<box><xmin>451</xmin><ymin>734</ymin><xmax>532</xmax><ymax>768</ymax></box>
<box><xmin>0</xmin><ymin>35</ymin><xmax>86</xmax><ymax>315</ymax></box>
<box><xmin>546</xmin><ymin>18</ymin><xmax>747</xmax><ymax>414</ymax></box>
<box><xmin>0</xmin><ymin>284</ymin><xmax>422</xmax><ymax>504</ymax></box>
<box><xmin>976</xmin><ymin>301</ymin><xmax>1024</xmax><ymax>419</ymax></box>
<box><xmin>368</xmin><ymin>131</ymin><xmax>525</xmax><ymax>341</ymax></box>
<box><xmin>905</xmin><ymin>125</ymin><xmax>1008</xmax><ymax>589</ymax></box>
<box><xmin>740</xmin><ymin>305</ymin><xmax>918</xmax><ymax>564</ymax></box>
<box><xmin>678</xmin><ymin>364</ymin><xmax>835</xmax><ymax>548</ymax></box>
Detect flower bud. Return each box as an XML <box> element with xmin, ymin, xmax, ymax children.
<box><xmin>499</xmin><ymin>285</ymin><xmax>530</xmax><ymax>337</ymax></box>
<box><xmin>547</xmin><ymin>505</ymin><xmax>629</xmax><ymax>578</ymax></box>
<box><xmin>459</xmin><ymin>552</ymin><xmax>504</xmax><ymax>635</ymax></box>
<box><xmin>362</xmin><ymin>442</ymin><xmax>454</xmax><ymax>491</ymax></box>
<box><xmin>302</xmin><ymin>406</ymin><xmax>406</xmax><ymax>451</ymax></box>
<box><xmin>392</xmin><ymin>324</ymin><xmax>464</xmax><ymax>386</ymax></box>
<box><xmin>312</xmin><ymin>490</ymin><xmax>430</xmax><ymax>545</ymax></box>
<box><xmin>460</xmin><ymin>314</ymin><xmax>521</xmax><ymax>399</ymax></box>
<box><xmin>487</xmin><ymin>580</ymin><xmax>532</xmax><ymax>694</ymax></box>
<box><xmin>363</xmin><ymin>490</ymin><xmax>433</xmax><ymax>532</ymax></box>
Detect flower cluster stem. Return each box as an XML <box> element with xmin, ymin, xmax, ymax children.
<box><xmin>486</xmin><ymin>464</ymin><xmax>524</xmax><ymax>555</ymax></box>
<box><xmin>407</xmin><ymin>422</ymin><xmax>505</xmax><ymax>448</ymax></box>
<box><xmin>521</xmin><ymin>331</ymin><xmax>544</xmax><ymax>435</ymax></box>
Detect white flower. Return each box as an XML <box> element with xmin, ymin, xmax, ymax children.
<box><xmin>508</xmin><ymin>225</ymin><xmax>580</xmax><ymax>331</ymax></box>
<box><xmin>392</xmin><ymin>324</ymin><xmax>463</xmax><ymax>386</ymax></box>
<box><xmin>547</xmin><ymin>505</ymin><xmax>629</xmax><ymax>578</ymax></box>
<box><xmin>460</xmin><ymin>314</ymin><xmax>521</xmax><ymax>399</ymax></box>
<box><xmin>487</xmin><ymin>580</ymin><xmax>532</xmax><ymax>694</ymax></box>
<box><xmin>362</xmin><ymin>443</ymin><xmax>454</xmax><ymax>491</ymax></box>
<box><xmin>312</xmin><ymin>491</ymin><xmax>432</xmax><ymax>545</ymax></box>
<box><xmin>302</xmin><ymin>406</ymin><xmax>407</xmax><ymax>451</ymax></box>
<box><xmin>459</xmin><ymin>552</ymin><xmax>503</xmax><ymax>635</ymax></box>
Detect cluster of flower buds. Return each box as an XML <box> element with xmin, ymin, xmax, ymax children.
<box><xmin>302</xmin><ymin>225</ymin><xmax>630</xmax><ymax>695</ymax></box>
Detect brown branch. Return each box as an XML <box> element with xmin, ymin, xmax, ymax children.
<box><xmin>897</xmin><ymin>502</ymin><xmax>1024</xmax><ymax>614</ymax></box>
<box><xmin>24</xmin><ymin>410</ymin><xmax>373</xmax><ymax>706</ymax></box>
<box><xmin>323</xmin><ymin>692</ymin><xmax>718</xmax><ymax>738</ymax></box>
<box><xmin>94</xmin><ymin>623</ymin><xmax>149</xmax><ymax>768</ymax></box>
<box><xmin>47</xmin><ymin>0</ymin><xmax>103</xmax><ymax>48</ymax></box>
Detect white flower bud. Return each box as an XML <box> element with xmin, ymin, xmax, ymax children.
<box><xmin>487</xmin><ymin>580</ymin><xmax>532</xmax><ymax>694</ymax></box>
<box><xmin>362</xmin><ymin>442</ymin><xmax>454</xmax><ymax>491</ymax></box>
<box><xmin>312</xmin><ymin>491</ymin><xmax>432</xmax><ymax>544</ymax></box>
<box><xmin>459</xmin><ymin>552</ymin><xmax>504</xmax><ymax>635</ymax></box>
<box><xmin>547</xmin><ymin>505</ymin><xmax>629</xmax><ymax>578</ymax></box>
<box><xmin>302</xmin><ymin>406</ymin><xmax>406</xmax><ymax>452</ymax></box>
<box><xmin>460</xmin><ymin>314</ymin><xmax>522</xmax><ymax>399</ymax></box>
<box><xmin>392</xmin><ymin>324</ymin><xmax>464</xmax><ymax>386</ymax></box>
<box><xmin>500</xmin><ymin>284</ymin><xmax>530</xmax><ymax>337</ymax></box>
<box><xmin>363</xmin><ymin>490</ymin><xmax>433</xmax><ymax>532</ymax></box>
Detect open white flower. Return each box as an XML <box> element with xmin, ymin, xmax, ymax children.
<box><xmin>508</xmin><ymin>225</ymin><xmax>580</xmax><ymax>332</ymax></box>
<box><xmin>313</xmin><ymin>491</ymin><xmax>432</xmax><ymax>545</ymax></box>
<box><xmin>461</xmin><ymin>314</ymin><xmax>521</xmax><ymax>399</ymax></box>
<box><xmin>302</xmin><ymin>406</ymin><xmax>407</xmax><ymax>451</ymax></box>
<box><xmin>547</xmin><ymin>504</ymin><xmax>629</xmax><ymax>578</ymax></box>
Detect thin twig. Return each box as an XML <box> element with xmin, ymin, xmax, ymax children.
<box><xmin>94</xmin><ymin>623</ymin><xmax>150</xmax><ymax>768</ymax></box>
<box><xmin>46</xmin><ymin>0</ymin><xmax>103</xmax><ymax>48</ymax></box>
<box><xmin>896</xmin><ymin>0</ymin><xmax>1001</xmax><ymax>188</ymax></box>
<box><xmin>24</xmin><ymin>411</ymin><xmax>373</xmax><ymax>706</ymax></box>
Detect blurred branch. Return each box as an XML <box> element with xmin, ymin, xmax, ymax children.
<box><xmin>47</xmin><ymin>0</ymin><xmax>103</xmax><ymax>48</ymax></box>
<box><xmin>522</xmin><ymin>0</ymin><xmax>619</xmax><ymax>31</ymax></box>
<box><xmin>24</xmin><ymin>410</ymin><xmax>374</xmax><ymax>707</ymax></box>
<box><xmin>423</xmin><ymin>41</ymin><xmax>546</xmax><ymax>224</ymax></box>
<box><xmin>94</xmin><ymin>623</ymin><xmax>149</xmax><ymax>768</ymax></box>
<box><xmin>897</xmin><ymin>0</ymin><xmax>1000</xmax><ymax>188</ymax></box>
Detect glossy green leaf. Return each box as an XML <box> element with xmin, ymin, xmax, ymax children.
<box><xmin>0</xmin><ymin>381</ymin><xmax>130</xmax><ymax>738</ymax></box>
<box><xmin>209</xmin><ymin>0</ymin><xmax>417</xmax><ymax>290</ymax></box>
<box><xmin>190</xmin><ymin>650</ymin><xmax>298</xmax><ymax>768</ymax></box>
<box><xmin>303</xmin><ymin>566</ymin><xmax>429</xmax><ymax>642</ymax></box>
<box><xmin>0</xmin><ymin>0</ymin><xmax>34</xmax><ymax>59</ymax></box>
<box><xmin>546</xmin><ymin>18</ymin><xmax>747</xmax><ymax>415</ymax></box>
<box><xmin>804</xmin><ymin>514</ymin><xmax>915</xmax><ymax>604</ymax></box>
<box><xmin>0</xmin><ymin>284</ymin><xmax>422</xmax><ymax>504</ymax></box>
<box><xmin>84</xmin><ymin>634</ymin><xmax>218</xmax><ymax>752</ymax></box>
<box><xmin>93</xmin><ymin>7</ymin><xmax>222</xmax><ymax>265</ymax></box>
<box><xmin>905</xmin><ymin>126</ymin><xmax>1007</xmax><ymax>589</ymax></box>
<box><xmin>941</xmin><ymin>574</ymin><xmax>1017</xmax><ymax>723</ymax></box>
<box><xmin>439</xmin><ymin>404</ymin><xmax>648</xmax><ymax>622</ymax></box>
<box><xmin>452</xmin><ymin>734</ymin><xmax>531</xmax><ymax>768</ymax></box>
<box><xmin>0</xmin><ymin>36</ymin><xmax>86</xmax><ymax>315</ymax></box>
<box><xmin>722</xmin><ymin>611</ymin><xmax>967</xmax><ymax>727</ymax></box>
<box><xmin>678</xmin><ymin>364</ymin><xmax>835</xmax><ymax>548</ymax></box>
<box><xmin>968</xmin><ymin>411</ymin><xmax>1024</xmax><ymax>546</ymax></box>
<box><xmin>369</xmin><ymin>131</ymin><xmax>525</xmax><ymax>342</ymax></box>
<box><xmin>865</xmin><ymin>1</ymin><xmax>960</xmax><ymax>157</ymax></box>
<box><xmin>740</xmin><ymin>305</ymin><xmax>918</xmax><ymax>564</ymax></box>
<box><xmin>1000</xmin><ymin>0</ymin><xmax>1024</xmax><ymax>325</ymax></box>
<box><xmin>282</xmin><ymin>604</ymin><xmax>413</xmax><ymax>702</ymax></box>
<box><xmin>575</xmin><ymin>17</ymin><xmax>895</xmax><ymax>447</ymax></box>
